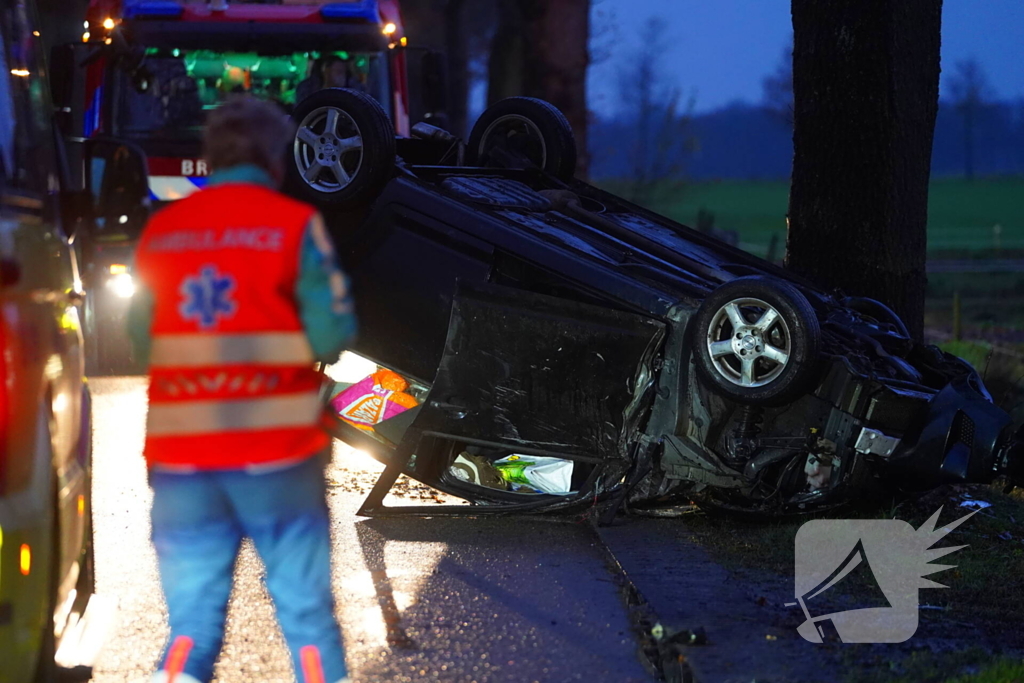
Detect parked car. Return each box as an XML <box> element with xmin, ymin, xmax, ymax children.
<box><xmin>0</xmin><ymin>1</ymin><xmax>137</xmax><ymax>679</ymax></box>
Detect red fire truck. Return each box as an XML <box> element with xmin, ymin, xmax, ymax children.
<box><xmin>57</xmin><ymin>0</ymin><xmax>428</xmax><ymax>373</ymax></box>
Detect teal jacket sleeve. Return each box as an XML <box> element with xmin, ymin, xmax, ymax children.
<box><xmin>296</xmin><ymin>213</ymin><xmax>358</xmax><ymax>363</ymax></box>
<box><xmin>126</xmin><ymin>281</ymin><xmax>154</xmax><ymax>370</ymax></box>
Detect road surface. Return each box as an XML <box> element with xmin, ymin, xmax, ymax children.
<box><xmin>87</xmin><ymin>374</ymin><xmax>652</xmax><ymax>683</ymax></box>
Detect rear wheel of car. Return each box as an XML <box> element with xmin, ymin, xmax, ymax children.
<box><xmin>692</xmin><ymin>276</ymin><xmax>821</xmax><ymax>405</ymax></box>
<box><xmin>34</xmin><ymin>410</ymin><xmax>59</xmax><ymax>683</ymax></box>
<box><xmin>468</xmin><ymin>97</ymin><xmax>577</xmax><ymax>181</ymax></box>
<box><xmin>287</xmin><ymin>88</ymin><xmax>396</xmax><ymax>208</ymax></box>
<box><xmin>75</xmin><ymin>387</ymin><xmax>95</xmax><ymax>606</ymax></box>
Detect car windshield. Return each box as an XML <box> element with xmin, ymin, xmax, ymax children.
<box><xmin>115</xmin><ymin>48</ymin><xmax>391</xmax><ymax>142</ymax></box>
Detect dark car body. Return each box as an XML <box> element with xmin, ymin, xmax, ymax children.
<box><xmin>318</xmin><ymin>153</ymin><xmax>1019</xmax><ymax>516</ymax></box>
<box><xmin>0</xmin><ymin>0</ymin><xmax>95</xmax><ymax>679</ymax></box>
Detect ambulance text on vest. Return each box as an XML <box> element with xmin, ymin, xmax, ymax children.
<box><xmin>148</xmin><ymin>228</ymin><xmax>286</xmax><ymax>253</ymax></box>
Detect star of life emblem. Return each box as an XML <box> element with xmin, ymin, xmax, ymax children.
<box><xmin>179</xmin><ymin>265</ymin><xmax>237</xmax><ymax>329</ymax></box>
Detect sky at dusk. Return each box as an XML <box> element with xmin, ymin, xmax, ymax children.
<box><xmin>588</xmin><ymin>0</ymin><xmax>1024</xmax><ymax>116</ymax></box>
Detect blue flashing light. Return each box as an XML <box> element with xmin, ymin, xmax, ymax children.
<box><xmin>320</xmin><ymin>1</ymin><xmax>381</xmax><ymax>23</ymax></box>
<box><xmin>124</xmin><ymin>2</ymin><xmax>184</xmax><ymax>20</ymax></box>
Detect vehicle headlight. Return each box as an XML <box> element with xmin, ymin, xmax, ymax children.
<box><xmin>108</xmin><ymin>272</ymin><xmax>135</xmax><ymax>298</ymax></box>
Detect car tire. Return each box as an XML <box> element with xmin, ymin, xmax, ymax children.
<box><xmin>286</xmin><ymin>88</ymin><xmax>396</xmax><ymax>208</ymax></box>
<box><xmin>75</xmin><ymin>387</ymin><xmax>95</xmax><ymax>605</ymax></box>
<box><xmin>468</xmin><ymin>97</ymin><xmax>577</xmax><ymax>181</ymax></box>
<box><xmin>691</xmin><ymin>276</ymin><xmax>821</xmax><ymax>405</ymax></box>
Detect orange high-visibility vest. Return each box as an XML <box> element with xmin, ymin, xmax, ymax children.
<box><xmin>134</xmin><ymin>183</ymin><xmax>329</xmax><ymax>470</ymax></box>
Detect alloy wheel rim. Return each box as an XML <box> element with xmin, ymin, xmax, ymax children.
<box><xmin>294</xmin><ymin>106</ymin><xmax>364</xmax><ymax>193</ymax></box>
<box><xmin>706</xmin><ymin>297</ymin><xmax>792</xmax><ymax>388</ymax></box>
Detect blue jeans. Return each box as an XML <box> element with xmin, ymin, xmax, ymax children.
<box><xmin>150</xmin><ymin>456</ymin><xmax>347</xmax><ymax>683</ymax></box>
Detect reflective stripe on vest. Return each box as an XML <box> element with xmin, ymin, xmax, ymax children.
<box><xmin>135</xmin><ymin>184</ymin><xmax>326</xmax><ymax>470</ymax></box>
<box><xmin>147</xmin><ymin>393</ymin><xmax>323</xmax><ymax>436</ymax></box>
<box><xmin>150</xmin><ymin>332</ymin><xmax>314</xmax><ymax>368</ymax></box>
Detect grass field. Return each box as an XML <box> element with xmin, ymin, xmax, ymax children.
<box><xmin>601</xmin><ymin>177</ymin><xmax>1024</xmax><ymax>259</ymax></box>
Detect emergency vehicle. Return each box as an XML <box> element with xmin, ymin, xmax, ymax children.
<box><xmin>57</xmin><ymin>0</ymin><xmax>418</xmax><ymax>373</ymax></box>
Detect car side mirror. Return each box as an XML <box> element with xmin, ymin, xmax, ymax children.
<box><xmin>82</xmin><ymin>138</ymin><xmax>151</xmax><ymax>242</ymax></box>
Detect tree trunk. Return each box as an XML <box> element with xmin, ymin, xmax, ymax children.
<box><xmin>400</xmin><ymin>0</ymin><xmax>448</xmax><ymax>126</ymax></box>
<box><xmin>444</xmin><ymin>0</ymin><xmax>470</xmax><ymax>138</ymax></box>
<box><xmin>488</xmin><ymin>0</ymin><xmax>527</xmax><ymax>104</ymax></box>
<box><xmin>786</xmin><ymin>0</ymin><xmax>941</xmax><ymax>340</ymax></box>
<box><xmin>489</xmin><ymin>0</ymin><xmax>590</xmax><ymax>176</ymax></box>
<box><xmin>523</xmin><ymin>0</ymin><xmax>590</xmax><ymax>176</ymax></box>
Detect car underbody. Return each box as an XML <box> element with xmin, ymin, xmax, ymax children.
<box><xmin>297</xmin><ymin>100</ymin><xmax>1024</xmax><ymax>518</ymax></box>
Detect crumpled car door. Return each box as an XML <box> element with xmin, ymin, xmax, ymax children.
<box><xmin>358</xmin><ymin>281</ymin><xmax>666</xmax><ymax>515</ymax></box>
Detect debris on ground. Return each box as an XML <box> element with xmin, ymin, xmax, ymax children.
<box><xmin>959</xmin><ymin>494</ymin><xmax>993</xmax><ymax>510</ymax></box>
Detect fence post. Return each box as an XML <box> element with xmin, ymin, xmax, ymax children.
<box><xmin>953</xmin><ymin>290</ymin><xmax>962</xmax><ymax>342</ymax></box>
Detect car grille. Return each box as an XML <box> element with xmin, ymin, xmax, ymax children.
<box><xmin>947</xmin><ymin>410</ymin><xmax>976</xmax><ymax>454</ymax></box>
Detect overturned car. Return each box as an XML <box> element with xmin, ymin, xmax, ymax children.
<box><xmin>285</xmin><ymin>90</ymin><xmax>1024</xmax><ymax>518</ymax></box>
<box><xmin>96</xmin><ymin>74</ymin><xmax>1021</xmax><ymax>516</ymax></box>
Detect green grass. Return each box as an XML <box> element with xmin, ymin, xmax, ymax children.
<box><xmin>937</xmin><ymin>340</ymin><xmax>994</xmax><ymax>370</ymax></box>
<box><xmin>600</xmin><ymin>177</ymin><xmax>1024</xmax><ymax>260</ymax></box>
<box><xmin>945</xmin><ymin>658</ymin><xmax>1024</xmax><ymax>683</ymax></box>
<box><xmin>687</xmin><ymin>485</ymin><xmax>1024</xmax><ymax>629</ymax></box>
<box><xmin>682</xmin><ymin>485</ymin><xmax>1024</xmax><ymax>681</ymax></box>
<box><xmin>841</xmin><ymin>647</ymin><xmax>1019</xmax><ymax>683</ymax></box>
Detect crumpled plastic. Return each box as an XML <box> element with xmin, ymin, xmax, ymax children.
<box><xmin>959</xmin><ymin>495</ymin><xmax>993</xmax><ymax>510</ymax></box>
<box><xmin>493</xmin><ymin>454</ymin><xmax>574</xmax><ymax>495</ymax></box>
<box><xmin>331</xmin><ymin>369</ymin><xmax>418</xmax><ymax>432</ymax></box>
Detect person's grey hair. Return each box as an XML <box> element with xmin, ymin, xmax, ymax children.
<box><xmin>203</xmin><ymin>96</ymin><xmax>295</xmax><ymax>174</ymax></box>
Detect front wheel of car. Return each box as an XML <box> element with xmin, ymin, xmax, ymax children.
<box><xmin>286</xmin><ymin>88</ymin><xmax>396</xmax><ymax>208</ymax></box>
<box><xmin>691</xmin><ymin>276</ymin><xmax>821</xmax><ymax>405</ymax></box>
<box><xmin>468</xmin><ymin>97</ymin><xmax>578</xmax><ymax>181</ymax></box>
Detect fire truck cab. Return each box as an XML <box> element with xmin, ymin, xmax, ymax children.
<box><xmin>54</xmin><ymin>0</ymin><xmax>426</xmax><ymax>374</ymax></box>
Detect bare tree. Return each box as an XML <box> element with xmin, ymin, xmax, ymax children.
<box><xmin>761</xmin><ymin>38</ymin><xmax>793</xmax><ymax>126</ymax></box>
<box><xmin>947</xmin><ymin>58</ymin><xmax>994</xmax><ymax>180</ymax></box>
<box><xmin>618</xmin><ymin>18</ymin><xmax>694</xmax><ymax>205</ymax></box>
<box><xmin>787</xmin><ymin>0</ymin><xmax>942</xmax><ymax>339</ymax></box>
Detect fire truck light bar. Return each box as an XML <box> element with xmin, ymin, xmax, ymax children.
<box><xmin>320</xmin><ymin>1</ymin><xmax>380</xmax><ymax>23</ymax></box>
<box><xmin>124</xmin><ymin>2</ymin><xmax>185</xmax><ymax>19</ymax></box>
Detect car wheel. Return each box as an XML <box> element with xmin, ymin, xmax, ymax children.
<box><xmin>468</xmin><ymin>97</ymin><xmax>577</xmax><ymax>181</ymax></box>
<box><xmin>75</xmin><ymin>387</ymin><xmax>95</xmax><ymax>605</ymax></box>
<box><xmin>287</xmin><ymin>88</ymin><xmax>396</xmax><ymax>208</ymax></box>
<box><xmin>33</xmin><ymin>407</ymin><xmax>60</xmax><ymax>683</ymax></box>
<box><xmin>692</xmin><ymin>276</ymin><xmax>821</xmax><ymax>405</ymax></box>
<box><xmin>33</xmin><ymin>507</ymin><xmax>59</xmax><ymax>683</ymax></box>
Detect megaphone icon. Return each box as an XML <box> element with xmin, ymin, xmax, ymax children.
<box><xmin>795</xmin><ymin>539</ymin><xmax>892</xmax><ymax>642</ymax></box>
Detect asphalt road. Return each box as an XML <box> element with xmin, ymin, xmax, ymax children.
<box><xmin>87</xmin><ymin>376</ymin><xmax>652</xmax><ymax>683</ymax></box>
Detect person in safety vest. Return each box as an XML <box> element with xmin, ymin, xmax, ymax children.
<box><xmin>127</xmin><ymin>96</ymin><xmax>357</xmax><ymax>683</ymax></box>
